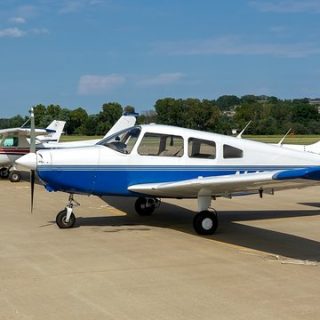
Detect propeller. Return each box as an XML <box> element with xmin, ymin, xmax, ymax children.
<box><xmin>30</xmin><ymin>107</ymin><xmax>36</xmax><ymax>212</ymax></box>
<box><xmin>15</xmin><ymin>107</ymin><xmax>38</xmax><ymax>212</ymax></box>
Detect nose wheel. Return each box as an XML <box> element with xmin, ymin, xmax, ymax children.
<box><xmin>56</xmin><ymin>209</ymin><xmax>76</xmax><ymax>229</ymax></box>
<box><xmin>56</xmin><ymin>194</ymin><xmax>79</xmax><ymax>229</ymax></box>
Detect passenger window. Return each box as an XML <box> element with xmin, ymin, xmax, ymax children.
<box><xmin>188</xmin><ymin>138</ymin><xmax>216</xmax><ymax>159</ymax></box>
<box><xmin>223</xmin><ymin>144</ymin><xmax>243</xmax><ymax>159</ymax></box>
<box><xmin>138</xmin><ymin>133</ymin><xmax>184</xmax><ymax>157</ymax></box>
<box><xmin>2</xmin><ymin>136</ymin><xmax>18</xmax><ymax>147</ymax></box>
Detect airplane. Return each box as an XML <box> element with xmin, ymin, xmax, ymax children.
<box><xmin>0</xmin><ymin>111</ymin><xmax>137</xmax><ymax>183</ymax></box>
<box><xmin>0</xmin><ymin>120</ymin><xmax>66</xmax><ymax>182</ymax></box>
<box><xmin>17</xmin><ymin>119</ymin><xmax>320</xmax><ymax>235</ymax></box>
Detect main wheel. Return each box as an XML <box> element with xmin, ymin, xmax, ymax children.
<box><xmin>9</xmin><ymin>171</ymin><xmax>21</xmax><ymax>183</ymax></box>
<box><xmin>193</xmin><ymin>211</ymin><xmax>218</xmax><ymax>235</ymax></box>
<box><xmin>135</xmin><ymin>197</ymin><xmax>156</xmax><ymax>216</ymax></box>
<box><xmin>56</xmin><ymin>209</ymin><xmax>76</xmax><ymax>229</ymax></box>
<box><xmin>0</xmin><ymin>168</ymin><xmax>9</xmax><ymax>179</ymax></box>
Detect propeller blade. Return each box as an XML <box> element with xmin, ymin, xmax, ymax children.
<box><xmin>31</xmin><ymin>170</ymin><xmax>35</xmax><ymax>213</ymax></box>
<box><xmin>30</xmin><ymin>107</ymin><xmax>36</xmax><ymax>153</ymax></box>
<box><xmin>30</xmin><ymin>107</ymin><xmax>36</xmax><ymax>213</ymax></box>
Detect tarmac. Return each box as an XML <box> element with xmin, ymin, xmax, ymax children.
<box><xmin>0</xmin><ymin>177</ymin><xmax>319</xmax><ymax>320</ymax></box>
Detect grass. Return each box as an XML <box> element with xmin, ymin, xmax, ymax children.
<box><xmin>243</xmin><ymin>135</ymin><xmax>320</xmax><ymax>144</ymax></box>
<box><xmin>60</xmin><ymin>134</ymin><xmax>320</xmax><ymax>145</ymax></box>
<box><xmin>60</xmin><ymin>135</ymin><xmax>102</xmax><ymax>142</ymax></box>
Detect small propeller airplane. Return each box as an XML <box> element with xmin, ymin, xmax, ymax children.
<box><xmin>17</xmin><ymin>110</ymin><xmax>320</xmax><ymax>235</ymax></box>
<box><xmin>0</xmin><ymin>119</ymin><xmax>66</xmax><ymax>182</ymax></box>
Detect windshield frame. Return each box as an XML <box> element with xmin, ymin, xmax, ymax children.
<box><xmin>97</xmin><ymin>126</ymin><xmax>141</xmax><ymax>154</ymax></box>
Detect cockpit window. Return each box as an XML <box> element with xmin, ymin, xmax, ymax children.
<box><xmin>0</xmin><ymin>136</ymin><xmax>19</xmax><ymax>147</ymax></box>
<box><xmin>98</xmin><ymin>127</ymin><xmax>141</xmax><ymax>154</ymax></box>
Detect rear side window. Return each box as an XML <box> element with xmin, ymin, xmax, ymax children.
<box><xmin>138</xmin><ymin>133</ymin><xmax>184</xmax><ymax>157</ymax></box>
<box><xmin>2</xmin><ymin>136</ymin><xmax>19</xmax><ymax>147</ymax></box>
<box><xmin>223</xmin><ymin>144</ymin><xmax>243</xmax><ymax>159</ymax></box>
<box><xmin>188</xmin><ymin>138</ymin><xmax>216</xmax><ymax>159</ymax></box>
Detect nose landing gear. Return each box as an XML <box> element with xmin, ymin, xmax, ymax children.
<box><xmin>56</xmin><ymin>194</ymin><xmax>79</xmax><ymax>229</ymax></box>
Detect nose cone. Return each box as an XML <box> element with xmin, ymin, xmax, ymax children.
<box><xmin>16</xmin><ymin>153</ymin><xmax>37</xmax><ymax>170</ymax></box>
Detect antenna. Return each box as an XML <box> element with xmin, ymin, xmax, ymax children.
<box><xmin>277</xmin><ymin>128</ymin><xmax>291</xmax><ymax>146</ymax></box>
<box><xmin>236</xmin><ymin>121</ymin><xmax>252</xmax><ymax>139</ymax></box>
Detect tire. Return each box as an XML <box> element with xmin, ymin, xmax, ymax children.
<box><xmin>9</xmin><ymin>171</ymin><xmax>21</xmax><ymax>183</ymax></box>
<box><xmin>56</xmin><ymin>209</ymin><xmax>76</xmax><ymax>229</ymax></box>
<box><xmin>135</xmin><ymin>197</ymin><xmax>155</xmax><ymax>216</ymax></box>
<box><xmin>193</xmin><ymin>211</ymin><xmax>218</xmax><ymax>235</ymax></box>
<box><xmin>0</xmin><ymin>168</ymin><xmax>9</xmax><ymax>179</ymax></box>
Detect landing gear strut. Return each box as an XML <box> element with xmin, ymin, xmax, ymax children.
<box><xmin>56</xmin><ymin>194</ymin><xmax>79</xmax><ymax>229</ymax></box>
<box><xmin>135</xmin><ymin>197</ymin><xmax>160</xmax><ymax>216</ymax></box>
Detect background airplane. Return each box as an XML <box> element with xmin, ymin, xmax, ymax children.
<box><xmin>0</xmin><ymin>119</ymin><xmax>65</xmax><ymax>182</ymax></box>
<box><xmin>17</xmin><ymin>119</ymin><xmax>320</xmax><ymax>235</ymax></box>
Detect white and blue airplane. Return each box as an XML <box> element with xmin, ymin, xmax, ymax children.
<box><xmin>17</xmin><ymin>123</ymin><xmax>320</xmax><ymax>235</ymax></box>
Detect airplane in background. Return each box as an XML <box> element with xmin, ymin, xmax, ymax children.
<box><xmin>17</xmin><ymin>120</ymin><xmax>320</xmax><ymax>235</ymax></box>
<box><xmin>0</xmin><ymin>120</ymin><xmax>66</xmax><ymax>182</ymax></box>
<box><xmin>1</xmin><ymin>111</ymin><xmax>137</xmax><ymax>182</ymax></box>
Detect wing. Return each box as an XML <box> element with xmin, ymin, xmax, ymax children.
<box><xmin>128</xmin><ymin>167</ymin><xmax>320</xmax><ymax>198</ymax></box>
<box><xmin>0</xmin><ymin>128</ymin><xmax>47</xmax><ymax>136</ymax></box>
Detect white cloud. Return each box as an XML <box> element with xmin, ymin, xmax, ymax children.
<box><xmin>78</xmin><ymin>74</ymin><xmax>126</xmax><ymax>95</ymax></box>
<box><xmin>0</xmin><ymin>27</ymin><xmax>26</xmax><ymax>38</ymax></box>
<box><xmin>136</xmin><ymin>73</ymin><xmax>185</xmax><ymax>87</ymax></box>
<box><xmin>249</xmin><ymin>0</ymin><xmax>320</xmax><ymax>13</ymax></box>
<box><xmin>153</xmin><ymin>36</ymin><xmax>320</xmax><ymax>58</ymax></box>
<box><xmin>9</xmin><ymin>17</ymin><xmax>26</xmax><ymax>24</ymax></box>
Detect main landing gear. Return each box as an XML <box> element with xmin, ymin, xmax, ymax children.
<box><xmin>56</xmin><ymin>194</ymin><xmax>79</xmax><ymax>229</ymax></box>
<box><xmin>0</xmin><ymin>167</ymin><xmax>22</xmax><ymax>182</ymax></box>
<box><xmin>192</xmin><ymin>195</ymin><xmax>218</xmax><ymax>235</ymax></box>
<box><xmin>134</xmin><ymin>195</ymin><xmax>218</xmax><ymax>235</ymax></box>
<box><xmin>134</xmin><ymin>197</ymin><xmax>161</xmax><ymax>216</ymax></box>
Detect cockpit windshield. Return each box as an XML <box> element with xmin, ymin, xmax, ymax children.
<box><xmin>97</xmin><ymin>126</ymin><xmax>141</xmax><ymax>154</ymax></box>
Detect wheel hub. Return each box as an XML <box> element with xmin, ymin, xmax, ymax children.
<box><xmin>202</xmin><ymin>217</ymin><xmax>213</xmax><ymax>230</ymax></box>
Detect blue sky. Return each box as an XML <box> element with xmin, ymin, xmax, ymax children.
<box><xmin>1</xmin><ymin>0</ymin><xmax>320</xmax><ymax>117</ymax></box>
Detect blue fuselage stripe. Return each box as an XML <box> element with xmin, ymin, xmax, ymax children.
<box><xmin>37</xmin><ymin>165</ymin><xmax>308</xmax><ymax>196</ymax></box>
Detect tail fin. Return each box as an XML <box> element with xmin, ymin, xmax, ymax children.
<box><xmin>37</xmin><ymin>120</ymin><xmax>66</xmax><ymax>143</ymax></box>
<box><xmin>103</xmin><ymin>114</ymin><xmax>137</xmax><ymax>139</ymax></box>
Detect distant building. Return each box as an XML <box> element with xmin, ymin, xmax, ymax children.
<box><xmin>309</xmin><ymin>98</ymin><xmax>320</xmax><ymax>105</ymax></box>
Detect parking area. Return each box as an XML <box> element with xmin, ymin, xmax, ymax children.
<box><xmin>0</xmin><ymin>178</ymin><xmax>319</xmax><ymax>320</ymax></box>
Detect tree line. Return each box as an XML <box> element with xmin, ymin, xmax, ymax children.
<box><xmin>1</xmin><ymin>95</ymin><xmax>320</xmax><ymax>136</ymax></box>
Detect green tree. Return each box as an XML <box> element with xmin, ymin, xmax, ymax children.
<box><xmin>97</xmin><ymin>102</ymin><xmax>123</xmax><ymax>135</ymax></box>
<box><xmin>216</xmin><ymin>95</ymin><xmax>240</xmax><ymax>110</ymax></box>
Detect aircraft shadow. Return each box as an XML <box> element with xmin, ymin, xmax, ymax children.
<box><xmin>74</xmin><ymin>196</ymin><xmax>320</xmax><ymax>262</ymax></box>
